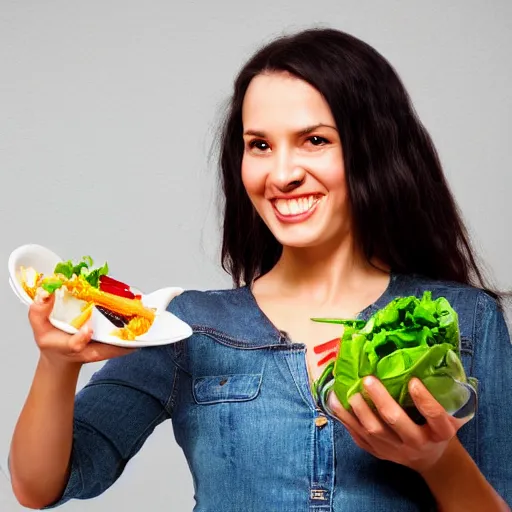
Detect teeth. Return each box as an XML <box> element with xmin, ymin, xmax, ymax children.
<box><xmin>280</xmin><ymin>201</ymin><xmax>291</xmax><ymax>215</ymax></box>
<box><xmin>274</xmin><ymin>195</ymin><xmax>320</xmax><ymax>216</ymax></box>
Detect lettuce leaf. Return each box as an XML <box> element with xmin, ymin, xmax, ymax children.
<box><xmin>312</xmin><ymin>291</ymin><xmax>473</xmax><ymax>416</ymax></box>
<box><xmin>41</xmin><ymin>278</ymin><xmax>64</xmax><ymax>294</ymax></box>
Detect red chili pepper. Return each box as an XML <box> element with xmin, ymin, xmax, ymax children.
<box><xmin>317</xmin><ymin>351</ymin><xmax>338</xmax><ymax>366</ymax></box>
<box><xmin>313</xmin><ymin>337</ymin><xmax>340</xmax><ymax>354</ymax></box>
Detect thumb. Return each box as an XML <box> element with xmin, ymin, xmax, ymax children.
<box><xmin>28</xmin><ymin>289</ymin><xmax>56</xmax><ymax>335</ymax></box>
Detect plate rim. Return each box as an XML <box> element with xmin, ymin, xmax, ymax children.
<box><xmin>49</xmin><ymin>308</ymin><xmax>193</xmax><ymax>347</ymax></box>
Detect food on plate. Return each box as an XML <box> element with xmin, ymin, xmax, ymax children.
<box><xmin>311</xmin><ymin>291</ymin><xmax>477</xmax><ymax>420</ymax></box>
<box><xmin>19</xmin><ymin>255</ymin><xmax>155</xmax><ymax>340</ymax></box>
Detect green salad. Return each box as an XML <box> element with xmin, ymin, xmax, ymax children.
<box><xmin>312</xmin><ymin>291</ymin><xmax>477</xmax><ymax>417</ymax></box>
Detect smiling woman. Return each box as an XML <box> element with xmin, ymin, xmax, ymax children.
<box><xmin>8</xmin><ymin>27</ymin><xmax>512</xmax><ymax>512</ymax></box>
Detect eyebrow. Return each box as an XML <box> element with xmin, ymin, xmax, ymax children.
<box><xmin>243</xmin><ymin>123</ymin><xmax>338</xmax><ymax>137</ymax></box>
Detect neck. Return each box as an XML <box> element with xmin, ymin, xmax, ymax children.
<box><xmin>263</xmin><ymin>236</ymin><xmax>390</xmax><ymax>306</ymax></box>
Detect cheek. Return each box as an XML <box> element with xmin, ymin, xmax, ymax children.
<box><xmin>320</xmin><ymin>164</ymin><xmax>347</xmax><ymax>194</ymax></box>
<box><xmin>312</xmin><ymin>148</ymin><xmax>346</xmax><ymax>189</ymax></box>
<box><xmin>241</xmin><ymin>157</ymin><xmax>266</xmax><ymax>198</ymax></box>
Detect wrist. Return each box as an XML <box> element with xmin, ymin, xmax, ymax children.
<box><xmin>37</xmin><ymin>353</ymin><xmax>83</xmax><ymax>379</ymax></box>
<box><xmin>418</xmin><ymin>437</ymin><xmax>509</xmax><ymax>512</ymax></box>
<box><xmin>418</xmin><ymin>437</ymin><xmax>462</xmax><ymax>481</ymax></box>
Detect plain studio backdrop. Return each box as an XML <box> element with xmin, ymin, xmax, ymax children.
<box><xmin>1</xmin><ymin>1</ymin><xmax>511</xmax><ymax>510</ymax></box>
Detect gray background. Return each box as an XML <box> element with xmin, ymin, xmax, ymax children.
<box><xmin>1</xmin><ymin>1</ymin><xmax>511</xmax><ymax>510</ymax></box>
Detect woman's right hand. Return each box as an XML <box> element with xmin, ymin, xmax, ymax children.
<box><xmin>28</xmin><ymin>290</ymin><xmax>137</xmax><ymax>367</ymax></box>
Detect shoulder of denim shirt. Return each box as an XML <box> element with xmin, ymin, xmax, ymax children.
<box><xmin>167</xmin><ymin>286</ymin><xmax>249</xmax><ymax>322</ymax></box>
<box><xmin>394</xmin><ymin>272</ymin><xmax>500</xmax><ymax>304</ymax></box>
<box><xmin>165</xmin><ymin>286</ymin><xmax>277</xmax><ymax>344</ymax></box>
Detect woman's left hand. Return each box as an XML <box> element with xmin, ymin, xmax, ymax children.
<box><xmin>327</xmin><ymin>376</ymin><xmax>472</xmax><ymax>475</ymax></box>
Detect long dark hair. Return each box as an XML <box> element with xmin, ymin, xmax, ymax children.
<box><xmin>217</xmin><ymin>27</ymin><xmax>501</xmax><ymax>303</ymax></box>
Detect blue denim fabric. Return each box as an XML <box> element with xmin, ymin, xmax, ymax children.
<box><xmin>38</xmin><ymin>273</ymin><xmax>512</xmax><ymax>511</ymax></box>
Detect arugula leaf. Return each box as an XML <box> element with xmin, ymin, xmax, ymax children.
<box><xmin>81</xmin><ymin>261</ymin><xmax>109</xmax><ymax>288</ymax></box>
<box><xmin>82</xmin><ymin>256</ymin><xmax>94</xmax><ymax>267</ymax></box>
<box><xmin>72</xmin><ymin>262</ymin><xmax>89</xmax><ymax>276</ymax></box>
<box><xmin>52</xmin><ymin>255</ymin><xmax>108</xmax><ymax>288</ymax></box>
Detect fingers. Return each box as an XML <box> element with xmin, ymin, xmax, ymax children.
<box><xmin>66</xmin><ymin>324</ymin><xmax>95</xmax><ymax>354</ymax></box>
<box><xmin>327</xmin><ymin>377</ymin><xmax>468</xmax><ymax>473</ymax></box>
<box><xmin>328</xmin><ymin>391</ymin><xmax>400</xmax><ymax>459</ymax></box>
<box><xmin>80</xmin><ymin>344</ymin><xmax>137</xmax><ymax>363</ymax></box>
<box><xmin>327</xmin><ymin>388</ymin><xmax>400</xmax><ymax>446</ymax></box>
<box><xmin>348</xmin><ymin>391</ymin><xmax>403</xmax><ymax>445</ymax></box>
<box><xmin>326</xmin><ymin>391</ymin><xmax>361</xmax><ymax>432</ymax></box>
<box><xmin>28</xmin><ymin>291</ymin><xmax>55</xmax><ymax>337</ymax></box>
<box><xmin>409</xmin><ymin>378</ymin><xmax>460</xmax><ymax>440</ymax></box>
<box><xmin>362</xmin><ymin>376</ymin><xmax>425</xmax><ymax>446</ymax></box>
<box><xmin>64</xmin><ymin>324</ymin><xmax>136</xmax><ymax>361</ymax></box>
<box><xmin>344</xmin><ymin>423</ymin><xmax>374</xmax><ymax>453</ymax></box>
<box><xmin>26</xmin><ymin>290</ymin><xmax>138</xmax><ymax>365</ymax></box>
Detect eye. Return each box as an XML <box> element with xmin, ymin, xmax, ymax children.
<box><xmin>247</xmin><ymin>139</ymin><xmax>270</xmax><ymax>152</ymax></box>
<box><xmin>306</xmin><ymin>135</ymin><xmax>329</xmax><ymax>146</ymax></box>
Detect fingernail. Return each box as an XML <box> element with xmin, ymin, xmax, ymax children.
<box><xmin>34</xmin><ymin>289</ymin><xmax>50</xmax><ymax>304</ymax></box>
<box><xmin>364</xmin><ymin>376</ymin><xmax>375</xmax><ymax>388</ymax></box>
<box><xmin>410</xmin><ymin>380</ymin><xmax>420</xmax><ymax>397</ymax></box>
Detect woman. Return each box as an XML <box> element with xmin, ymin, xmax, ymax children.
<box><xmin>8</xmin><ymin>27</ymin><xmax>512</xmax><ymax>511</ymax></box>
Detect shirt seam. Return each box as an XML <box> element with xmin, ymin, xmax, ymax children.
<box><xmin>191</xmin><ymin>325</ymin><xmax>287</xmax><ymax>349</ymax></box>
<box><xmin>126</xmin><ymin>409</ymin><xmax>169</xmax><ymax>459</ymax></box>
<box><xmin>472</xmin><ymin>291</ymin><xmax>484</xmax><ymax>467</ymax></box>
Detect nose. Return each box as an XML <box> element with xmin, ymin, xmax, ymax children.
<box><xmin>269</xmin><ymin>151</ymin><xmax>306</xmax><ymax>193</ymax></box>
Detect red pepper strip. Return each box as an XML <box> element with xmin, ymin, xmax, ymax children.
<box><xmin>317</xmin><ymin>350</ymin><xmax>338</xmax><ymax>366</ymax></box>
<box><xmin>100</xmin><ymin>275</ymin><xmax>131</xmax><ymax>289</ymax></box>
<box><xmin>313</xmin><ymin>337</ymin><xmax>340</xmax><ymax>354</ymax></box>
<box><xmin>99</xmin><ymin>282</ymin><xmax>135</xmax><ymax>299</ymax></box>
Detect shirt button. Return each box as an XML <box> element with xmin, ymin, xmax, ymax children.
<box><xmin>315</xmin><ymin>416</ymin><xmax>328</xmax><ymax>427</ymax></box>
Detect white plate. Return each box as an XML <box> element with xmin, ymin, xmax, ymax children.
<box><xmin>8</xmin><ymin>244</ymin><xmax>193</xmax><ymax>347</ymax></box>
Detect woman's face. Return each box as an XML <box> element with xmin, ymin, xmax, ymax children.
<box><xmin>241</xmin><ymin>72</ymin><xmax>351</xmax><ymax>250</ymax></box>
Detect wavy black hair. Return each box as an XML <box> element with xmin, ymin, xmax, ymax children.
<box><xmin>217</xmin><ymin>27</ymin><xmax>502</xmax><ymax>303</ymax></box>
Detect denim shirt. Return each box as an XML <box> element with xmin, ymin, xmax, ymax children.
<box><xmin>40</xmin><ymin>273</ymin><xmax>512</xmax><ymax>511</ymax></box>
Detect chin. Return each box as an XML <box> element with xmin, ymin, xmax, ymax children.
<box><xmin>273</xmin><ymin>232</ymin><xmax>327</xmax><ymax>249</ymax></box>
<box><xmin>269</xmin><ymin>222</ymin><xmax>349</xmax><ymax>252</ymax></box>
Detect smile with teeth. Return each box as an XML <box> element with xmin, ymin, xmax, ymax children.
<box><xmin>273</xmin><ymin>195</ymin><xmax>322</xmax><ymax>216</ymax></box>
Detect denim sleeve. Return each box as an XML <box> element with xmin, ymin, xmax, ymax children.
<box><xmin>473</xmin><ymin>292</ymin><xmax>512</xmax><ymax>506</ymax></box>
<box><xmin>39</xmin><ymin>342</ymin><xmax>180</xmax><ymax>509</ymax></box>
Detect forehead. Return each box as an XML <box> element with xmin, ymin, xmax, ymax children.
<box><xmin>242</xmin><ymin>72</ymin><xmax>335</xmax><ymax>129</ymax></box>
